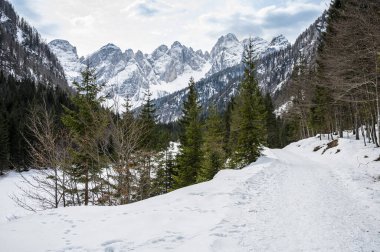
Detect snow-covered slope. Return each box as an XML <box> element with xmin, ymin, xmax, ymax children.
<box><xmin>48</xmin><ymin>39</ymin><xmax>84</xmax><ymax>85</ymax></box>
<box><xmin>1</xmin><ymin>133</ymin><xmax>379</xmax><ymax>251</ymax></box>
<box><xmin>153</xmin><ymin>13</ymin><xmax>327</xmax><ymax>123</ymax></box>
<box><xmin>49</xmin><ymin>33</ymin><xmax>288</xmax><ymax>109</ymax></box>
<box><xmin>207</xmin><ymin>34</ymin><xmax>290</xmax><ymax>77</ymax></box>
<box><xmin>0</xmin><ymin>0</ymin><xmax>67</xmax><ymax>88</ymax></box>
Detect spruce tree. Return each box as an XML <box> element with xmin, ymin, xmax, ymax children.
<box><xmin>61</xmin><ymin>65</ymin><xmax>108</xmax><ymax>205</ymax></box>
<box><xmin>174</xmin><ymin>78</ymin><xmax>203</xmax><ymax>188</ymax></box>
<box><xmin>197</xmin><ymin>106</ymin><xmax>225</xmax><ymax>182</ymax></box>
<box><xmin>139</xmin><ymin>89</ymin><xmax>158</xmax><ymax>150</ymax></box>
<box><xmin>138</xmin><ymin>89</ymin><xmax>158</xmax><ymax>200</ymax></box>
<box><xmin>264</xmin><ymin>93</ymin><xmax>280</xmax><ymax>148</ymax></box>
<box><xmin>0</xmin><ymin>105</ymin><xmax>9</xmax><ymax>175</ymax></box>
<box><xmin>223</xmin><ymin>98</ymin><xmax>234</xmax><ymax>157</ymax></box>
<box><xmin>230</xmin><ymin>38</ymin><xmax>267</xmax><ymax>168</ymax></box>
<box><xmin>152</xmin><ymin>145</ymin><xmax>176</xmax><ymax>195</ymax></box>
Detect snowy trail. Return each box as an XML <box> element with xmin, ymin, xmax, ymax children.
<box><xmin>209</xmin><ymin>148</ymin><xmax>380</xmax><ymax>251</ymax></box>
<box><xmin>1</xmin><ymin>138</ymin><xmax>380</xmax><ymax>251</ymax></box>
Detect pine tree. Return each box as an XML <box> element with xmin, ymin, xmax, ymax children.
<box><xmin>151</xmin><ymin>144</ymin><xmax>176</xmax><ymax>195</ymax></box>
<box><xmin>230</xmin><ymin>38</ymin><xmax>267</xmax><ymax>168</ymax></box>
<box><xmin>264</xmin><ymin>93</ymin><xmax>280</xmax><ymax>148</ymax></box>
<box><xmin>61</xmin><ymin>65</ymin><xmax>108</xmax><ymax>206</ymax></box>
<box><xmin>223</xmin><ymin>98</ymin><xmax>234</xmax><ymax>157</ymax></box>
<box><xmin>0</xmin><ymin>104</ymin><xmax>9</xmax><ymax>175</ymax></box>
<box><xmin>137</xmin><ymin>89</ymin><xmax>158</xmax><ymax>200</ymax></box>
<box><xmin>197</xmin><ymin>106</ymin><xmax>225</xmax><ymax>182</ymax></box>
<box><xmin>174</xmin><ymin>78</ymin><xmax>203</xmax><ymax>188</ymax></box>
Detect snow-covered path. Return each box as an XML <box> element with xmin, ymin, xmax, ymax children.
<box><xmin>214</xmin><ymin>148</ymin><xmax>380</xmax><ymax>251</ymax></box>
<box><xmin>1</xmin><ymin>137</ymin><xmax>379</xmax><ymax>251</ymax></box>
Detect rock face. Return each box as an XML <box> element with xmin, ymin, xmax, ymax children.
<box><xmin>152</xmin><ymin>12</ymin><xmax>328</xmax><ymax>123</ymax></box>
<box><xmin>48</xmin><ymin>10</ymin><xmax>327</xmax><ymax>121</ymax></box>
<box><xmin>49</xmin><ymin>9</ymin><xmax>326</xmax><ymax>122</ymax></box>
<box><xmin>207</xmin><ymin>34</ymin><xmax>290</xmax><ymax>77</ymax></box>
<box><xmin>48</xmin><ymin>39</ymin><xmax>84</xmax><ymax>85</ymax></box>
<box><xmin>49</xmin><ymin>31</ymin><xmax>290</xmax><ymax>109</ymax></box>
<box><xmin>0</xmin><ymin>0</ymin><xmax>67</xmax><ymax>88</ymax></box>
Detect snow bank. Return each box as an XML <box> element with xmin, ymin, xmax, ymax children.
<box><xmin>0</xmin><ymin>134</ymin><xmax>379</xmax><ymax>251</ymax></box>
<box><xmin>0</xmin><ymin>170</ymin><xmax>39</xmax><ymax>223</ymax></box>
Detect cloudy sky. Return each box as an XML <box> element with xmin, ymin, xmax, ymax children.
<box><xmin>9</xmin><ymin>0</ymin><xmax>330</xmax><ymax>56</ymax></box>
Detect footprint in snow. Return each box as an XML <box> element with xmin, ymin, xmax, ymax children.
<box><xmin>101</xmin><ymin>239</ymin><xmax>123</xmax><ymax>246</ymax></box>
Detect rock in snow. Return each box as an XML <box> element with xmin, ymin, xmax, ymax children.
<box><xmin>1</xmin><ymin>134</ymin><xmax>379</xmax><ymax>251</ymax></box>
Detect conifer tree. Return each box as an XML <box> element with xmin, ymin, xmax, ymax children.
<box><xmin>0</xmin><ymin>105</ymin><xmax>9</xmax><ymax>175</ymax></box>
<box><xmin>139</xmin><ymin>89</ymin><xmax>158</xmax><ymax>150</ymax></box>
<box><xmin>223</xmin><ymin>98</ymin><xmax>234</xmax><ymax>157</ymax></box>
<box><xmin>151</xmin><ymin>144</ymin><xmax>176</xmax><ymax>195</ymax></box>
<box><xmin>230</xmin><ymin>38</ymin><xmax>267</xmax><ymax>168</ymax></box>
<box><xmin>174</xmin><ymin>78</ymin><xmax>203</xmax><ymax>188</ymax></box>
<box><xmin>197</xmin><ymin>106</ymin><xmax>225</xmax><ymax>182</ymax></box>
<box><xmin>137</xmin><ymin>89</ymin><xmax>158</xmax><ymax>200</ymax></box>
<box><xmin>264</xmin><ymin>93</ymin><xmax>280</xmax><ymax>148</ymax></box>
<box><xmin>61</xmin><ymin>65</ymin><xmax>108</xmax><ymax>206</ymax></box>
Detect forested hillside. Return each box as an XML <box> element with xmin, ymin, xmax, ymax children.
<box><xmin>281</xmin><ymin>0</ymin><xmax>380</xmax><ymax>143</ymax></box>
<box><xmin>0</xmin><ymin>0</ymin><xmax>67</xmax><ymax>87</ymax></box>
<box><xmin>0</xmin><ymin>0</ymin><xmax>71</xmax><ymax>174</ymax></box>
<box><xmin>0</xmin><ymin>72</ymin><xmax>72</xmax><ymax>174</ymax></box>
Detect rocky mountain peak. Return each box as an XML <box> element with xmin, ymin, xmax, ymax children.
<box><xmin>135</xmin><ymin>50</ymin><xmax>145</xmax><ymax>60</ymax></box>
<box><xmin>210</xmin><ymin>33</ymin><xmax>241</xmax><ymax>59</ymax></box>
<box><xmin>269</xmin><ymin>34</ymin><xmax>290</xmax><ymax>48</ymax></box>
<box><xmin>125</xmin><ymin>49</ymin><xmax>135</xmax><ymax>61</ymax></box>
<box><xmin>171</xmin><ymin>41</ymin><xmax>183</xmax><ymax>48</ymax></box>
<box><xmin>49</xmin><ymin>39</ymin><xmax>78</xmax><ymax>56</ymax></box>
<box><xmin>195</xmin><ymin>49</ymin><xmax>204</xmax><ymax>58</ymax></box>
<box><xmin>100</xmin><ymin>43</ymin><xmax>121</xmax><ymax>51</ymax></box>
<box><xmin>151</xmin><ymin>45</ymin><xmax>168</xmax><ymax>60</ymax></box>
<box><xmin>224</xmin><ymin>33</ymin><xmax>239</xmax><ymax>42</ymax></box>
<box><xmin>88</xmin><ymin>43</ymin><xmax>123</xmax><ymax>66</ymax></box>
<box><xmin>212</xmin><ymin>33</ymin><xmax>239</xmax><ymax>52</ymax></box>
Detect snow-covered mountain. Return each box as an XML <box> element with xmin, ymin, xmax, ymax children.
<box><xmin>153</xmin><ymin>13</ymin><xmax>327</xmax><ymax>123</ymax></box>
<box><xmin>1</xmin><ymin>133</ymin><xmax>380</xmax><ymax>251</ymax></box>
<box><xmin>0</xmin><ymin>0</ymin><xmax>67</xmax><ymax>88</ymax></box>
<box><xmin>49</xmin><ymin>33</ymin><xmax>289</xmax><ymax>109</ymax></box>
<box><xmin>207</xmin><ymin>34</ymin><xmax>290</xmax><ymax>77</ymax></box>
<box><xmin>48</xmin><ymin>39</ymin><xmax>84</xmax><ymax>84</ymax></box>
<box><xmin>49</xmin><ymin>40</ymin><xmax>211</xmax><ymax>108</ymax></box>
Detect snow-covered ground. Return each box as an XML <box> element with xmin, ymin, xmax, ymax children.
<box><xmin>0</xmin><ymin>171</ymin><xmax>35</xmax><ymax>223</ymax></box>
<box><xmin>0</xmin><ymin>134</ymin><xmax>379</xmax><ymax>251</ymax></box>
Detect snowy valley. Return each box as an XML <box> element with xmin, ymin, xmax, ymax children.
<box><xmin>1</xmin><ymin>0</ymin><xmax>380</xmax><ymax>251</ymax></box>
<box><xmin>1</xmin><ymin>134</ymin><xmax>379</xmax><ymax>251</ymax></box>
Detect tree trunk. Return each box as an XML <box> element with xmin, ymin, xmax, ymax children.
<box><xmin>85</xmin><ymin>165</ymin><xmax>89</xmax><ymax>206</ymax></box>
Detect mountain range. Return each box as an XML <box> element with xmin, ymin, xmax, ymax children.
<box><xmin>151</xmin><ymin>12</ymin><xmax>327</xmax><ymax>123</ymax></box>
<box><xmin>48</xmin><ymin>33</ymin><xmax>291</xmax><ymax>111</ymax></box>
<box><xmin>0</xmin><ymin>0</ymin><xmax>327</xmax><ymax>123</ymax></box>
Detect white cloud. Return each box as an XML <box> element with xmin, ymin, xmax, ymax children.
<box><xmin>122</xmin><ymin>0</ymin><xmax>175</xmax><ymax>18</ymax></box>
<box><xmin>71</xmin><ymin>15</ymin><xmax>95</xmax><ymax>27</ymax></box>
<box><xmin>9</xmin><ymin>0</ymin><xmax>329</xmax><ymax>56</ymax></box>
